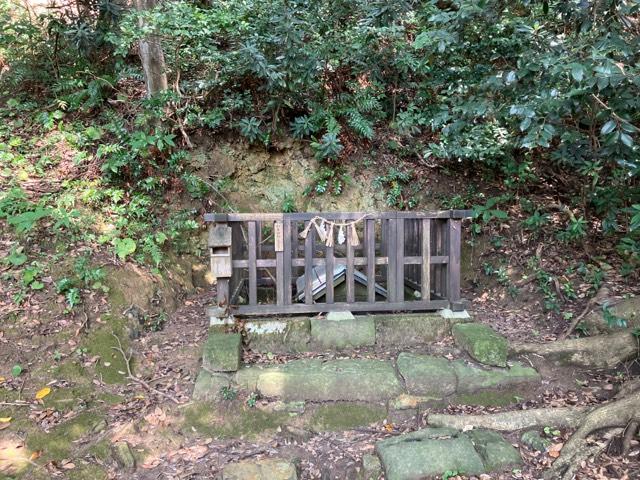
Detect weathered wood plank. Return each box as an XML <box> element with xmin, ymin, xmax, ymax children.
<box><xmin>304</xmin><ymin>224</ymin><xmax>314</xmax><ymax>305</ymax></box>
<box><xmin>326</xmin><ymin>243</ymin><xmax>335</xmax><ymax>304</ymax></box>
<box><xmin>283</xmin><ymin>219</ymin><xmax>292</xmax><ymax>304</ymax></box>
<box><xmin>346</xmin><ymin>228</ymin><xmax>355</xmax><ymax>303</ymax></box>
<box><xmin>204</xmin><ymin>210</ymin><xmax>473</xmax><ymax>223</ymax></box>
<box><xmin>247</xmin><ymin>221</ymin><xmax>257</xmax><ymax>305</ymax></box>
<box><xmin>231</xmin><ymin>299</ymin><xmax>450</xmax><ymax>315</ymax></box>
<box><xmin>366</xmin><ymin>219</ymin><xmax>375</xmax><ymax>303</ymax></box>
<box><xmin>448</xmin><ymin>219</ymin><xmax>461</xmax><ymax>305</ymax></box>
<box><xmin>396</xmin><ymin>218</ymin><xmax>405</xmax><ymax>302</ymax></box>
<box><xmin>233</xmin><ymin>255</ymin><xmax>448</xmax><ymax>269</ymax></box>
<box><xmin>421</xmin><ymin>218</ymin><xmax>431</xmax><ymax>301</ymax></box>
<box><xmin>387</xmin><ymin>217</ymin><xmax>397</xmax><ymax>302</ymax></box>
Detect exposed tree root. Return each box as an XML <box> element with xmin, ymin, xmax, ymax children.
<box><xmin>427</xmin><ymin>406</ymin><xmax>590</xmax><ymax>431</ymax></box>
<box><xmin>511</xmin><ymin>330</ymin><xmax>639</xmax><ymax>369</ymax></box>
<box><xmin>429</xmin><ymin>382</ymin><xmax>640</xmax><ymax>480</ymax></box>
<box><xmin>545</xmin><ymin>391</ymin><xmax>640</xmax><ymax>480</ymax></box>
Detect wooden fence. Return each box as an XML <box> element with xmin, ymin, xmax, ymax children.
<box><xmin>205</xmin><ymin>211</ymin><xmax>472</xmax><ymax>316</ymax></box>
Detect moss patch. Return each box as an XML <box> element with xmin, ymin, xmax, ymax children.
<box><xmin>27</xmin><ymin>411</ymin><xmax>105</xmax><ymax>461</ymax></box>
<box><xmin>65</xmin><ymin>463</ymin><xmax>109</xmax><ymax>480</ymax></box>
<box><xmin>82</xmin><ymin>316</ymin><xmax>130</xmax><ymax>384</ymax></box>
<box><xmin>310</xmin><ymin>402</ymin><xmax>386</xmax><ymax>431</ymax></box>
<box><xmin>182</xmin><ymin>401</ymin><xmax>289</xmax><ymax>439</ymax></box>
<box><xmin>451</xmin><ymin>390</ymin><xmax>524</xmax><ymax>407</ymax></box>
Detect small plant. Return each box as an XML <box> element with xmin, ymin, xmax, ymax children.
<box><xmin>543</xmin><ymin>426</ymin><xmax>561</xmax><ymax>437</ymax></box>
<box><xmin>373</xmin><ymin>168</ymin><xmax>417</xmax><ymax>210</ymax></box>
<box><xmin>442</xmin><ymin>470</ymin><xmax>459</xmax><ymax>480</ymax></box>
<box><xmin>246</xmin><ymin>392</ymin><xmax>259</xmax><ymax>408</ymax></box>
<box><xmin>220</xmin><ymin>386</ymin><xmax>237</xmax><ymax>401</ymax></box>
<box><xmin>557</xmin><ymin>216</ymin><xmax>587</xmax><ymax>243</ymax></box>
<box><xmin>281</xmin><ymin>194</ymin><xmax>296</xmax><ymax>213</ymax></box>
<box><xmin>575</xmin><ymin>322</ymin><xmax>589</xmax><ymax>336</ymax></box>
<box><xmin>602</xmin><ymin>304</ymin><xmax>626</xmax><ymax>328</ymax></box>
<box><xmin>471</xmin><ymin>196</ymin><xmax>509</xmax><ymax>234</ymax></box>
<box><xmin>304</xmin><ymin>166</ymin><xmax>348</xmax><ymax>197</ymax></box>
<box><xmin>523</xmin><ymin>210</ymin><xmax>549</xmax><ymax>232</ymax></box>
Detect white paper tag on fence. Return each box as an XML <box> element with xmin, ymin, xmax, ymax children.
<box><xmin>274</xmin><ymin>221</ymin><xmax>284</xmax><ymax>252</ymax></box>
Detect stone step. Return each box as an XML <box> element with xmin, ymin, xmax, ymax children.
<box><xmin>375</xmin><ymin>427</ymin><xmax>522</xmax><ymax>480</ymax></box>
<box><xmin>235</xmin><ymin>359</ymin><xmax>404</xmax><ymax>402</ymax></box>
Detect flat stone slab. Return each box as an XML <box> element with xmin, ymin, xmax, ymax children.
<box><xmin>203</xmin><ymin>333</ymin><xmax>242</xmax><ymax>372</ymax></box>
<box><xmin>397</xmin><ymin>353</ymin><xmax>457</xmax><ymax>397</ymax></box>
<box><xmin>235</xmin><ymin>359</ymin><xmax>403</xmax><ymax>402</ymax></box>
<box><xmin>310</xmin><ymin>316</ymin><xmax>375</xmax><ymax>350</ymax></box>
<box><xmin>453</xmin><ymin>360</ymin><xmax>541</xmax><ymax>394</ymax></box>
<box><xmin>192</xmin><ymin>370</ymin><xmax>231</xmax><ymax>401</ymax></box>
<box><xmin>467</xmin><ymin>429</ymin><xmax>522</xmax><ymax>471</ymax></box>
<box><xmin>376</xmin><ymin>427</ymin><xmax>485</xmax><ymax>480</ymax></box>
<box><xmin>245</xmin><ymin>318</ymin><xmax>310</xmax><ymax>353</ymax></box>
<box><xmin>222</xmin><ymin>458</ymin><xmax>297</xmax><ymax>480</ymax></box>
<box><xmin>452</xmin><ymin>323</ymin><xmax>508</xmax><ymax>367</ymax></box>
<box><xmin>376</xmin><ymin>428</ymin><xmax>521</xmax><ymax>480</ymax></box>
<box><xmin>375</xmin><ymin>313</ymin><xmax>450</xmax><ymax>346</ymax></box>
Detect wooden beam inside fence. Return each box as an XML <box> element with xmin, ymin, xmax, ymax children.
<box><xmin>247</xmin><ymin>221</ymin><xmax>257</xmax><ymax>305</ymax></box>
<box><xmin>421</xmin><ymin>218</ymin><xmax>431</xmax><ymax>301</ymax></box>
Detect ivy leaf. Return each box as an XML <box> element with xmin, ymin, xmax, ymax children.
<box><xmin>570</xmin><ymin>64</ymin><xmax>584</xmax><ymax>82</ymax></box>
<box><xmin>601</xmin><ymin>120</ymin><xmax>616</xmax><ymax>135</ymax></box>
<box><xmin>113</xmin><ymin>238</ymin><xmax>137</xmax><ymax>260</ymax></box>
<box><xmin>11</xmin><ymin>365</ymin><xmax>22</xmax><ymax>377</ymax></box>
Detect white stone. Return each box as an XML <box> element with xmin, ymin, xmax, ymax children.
<box><xmin>326</xmin><ymin>311</ymin><xmax>355</xmax><ymax>321</ymax></box>
<box><xmin>245</xmin><ymin>320</ymin><xmax>288</xmax><ymax>335</ymax></box>
<box><xmin>210</xmin><ymin>316</ymin><xmax>235</xmax><ymax>327</ymax></box>
<box><xmin>439</xmin><ymin>308</ymin><xmax>471</xmax><ymax>320</ymax></box>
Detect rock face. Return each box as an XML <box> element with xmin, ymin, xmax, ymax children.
<box><xmin>374</xmin><ymin>313</ymin><xmax>451</xmax><ymax>346</ymax></box>
<box><xmin>453</xmin><ymin>360</ymin><xmax>541</xmax><ymax>393</ymax></box>
<box><xmin>222</xmin><ymin>458</ymin><xmax>297</xmax><ymax>480</ymax></box>
<box><xmin>452</xmin><ymin>323</ymin><xmax>508</xmax><ymax>367</ymax></box>
<box><xmin>310</xmin><ymin>313</ymin><xmax>375</xmax><ymax>350</ymax></box>
<box><xmin>376</xmin><ymin>428</ymin><xmax>485</xmax><ymax>479</ymax></box>
<box><xmin>235</xmin><ymin>359</ymin><xmax>403</xmax><ymax>402</ymax></box>
<box><xmin>396</xmin><ymin>353</ymin><xmax>457</xmax><ymax>397</ymax></box>
<box><xmin>202</xmin><ymin>333</ymin><xmax>242</xmax><ymax>372</ymax></box>
<box><xmin>245</xmin><ymin>318</ymin><xmax>311</xmax><ymax>353</ymax></box>
<box><xmin>375</xmin><ymin>428</ymin><xmax>521</xmax><ymax>480</ymax></box>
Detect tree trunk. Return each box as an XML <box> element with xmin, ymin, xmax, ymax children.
<box><xmin>135</xmin><ymin>0</ymin><xmax>168</xmax><ymax>97</ymax></box>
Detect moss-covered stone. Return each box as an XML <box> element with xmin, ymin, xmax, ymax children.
<box><xmin>396</xmin><ymin>353</ymin><xmax>457</xmax><ymax>397</ymax></box>
<box><xmin>182</xmin><ymin>402</ymin><xmax>289</xmax><ymax>439</ymax></box>
<box><xmin>236</xmin><ymin>359</ymin><xmax>403</xmax><ymax>402</ymax></box>
<box><xmin>452</xmin><ymin>323</ymin><xmax>508</xmax><ymax>367</ymax></box>
<box><xmin>203</xmin><ymin>333</ymin><xmax>242</xmax><ymax>372</ymax></box>
<box><xmin>310</xmin><ymin>403</ymin><xmax>386</xmax><ymax>431</ymax></box>
<box><xmin>192</xmin><ymin>369</ymin><xmax>232</xmax><ymax>401</ymax></box>
<box><xmin>65</xmin><ymin>463</ymin><xmax>109</xmax><ymax>480</ymax></box>
<box><xmin>375</xmin><ymin>427</ymin><xmax>485</xmax><ymax>479</ymax></box>
<box><xmin>521</xmin><ymin>430</ymin><xmax>552</xmax><ymax>452</ymax></box>
<box><xmin>467</xmin><ymin>429</ymin><xmax>522</xmax><ymax>471</ymax></box>
<box><xmin>222</xmin><ymin>458</ymin><xmax>298</xmax><ymax>480</ymax></box>
<box><xmin>453</xmin><ymin>360</ymin><xmax>540</xmax><ymax>394</ymax></box>
<box><xmin>245</xmin><ymin>318</ymin><xmax>311</xmax><ymax>353</ymax></box>
<box><xmin>375</xmin><ymin>313</ymin><xmax>450</xmax><ymax>346</ymax></box>
<box><xmin>451</xmin><ymin>390</ymin><xmax>524</xmax><ymax>407</ymax></box>
<box><xmin>310</xmin><ymin>316</ymin><xmax>375</xmax><ymax>350</ymax></box>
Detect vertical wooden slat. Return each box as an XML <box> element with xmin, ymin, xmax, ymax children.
<box><xmin>276</xmin><ymin>221</ymin><xmax>285</xmax><ymax>306</ymax></box>
<box><xmin>346</xmin><ymin>227</ymin><xmax>355</xmax><ymax>303</ymax></box>
<box><xmin>366</xmin><ymin>219</ymin><xmax>375</xmax><ymax>303</ymax></box>
<box><xmin>421</xmin><ymin>218</ymin><xmax>431</xmax><ymax>301</ymax></box>
<box><xmin>396</xmin><ymin>218</ymin><xmax>405</xmax><ymax>302</ymax></box>
<box><xmin>387</xmin><ymin>218</ymin><xmax>397</xmax><ymax>302</ymax></box>
<box><xmin>247</xmin><ymin>221</ymin><xmax>257</xmax><ymax>305</ymax></box>
<box><xmin>283</xmin><ymin>218</ymin><xmax>292</xmax><ymax>304</ymax></box>
<box><xmin>441</xmin><ymin>220</ymin><xmax>448</xmax><ymax>297</ymax></box>
<box><xmin>326</xmin><ymin>243</ymin><xmax>335</xmax><ymax>304</ymax></box>
<box><xmin>304</xmin><ymin>224</ymin><xmax>314</xmax><ymax>305</ymax></box>
<box><xmin>448</xmin><ymin>218</ymin><xmax>462</xmax><ymax>306</ymax></box>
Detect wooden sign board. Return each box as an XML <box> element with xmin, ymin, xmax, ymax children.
<box><xmin>274</xmin><ymin>221</ymin><xmax>284</xmax><ymax>252</ymax></box>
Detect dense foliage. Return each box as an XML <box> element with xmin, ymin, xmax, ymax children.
<box><xmin>1</xmin><ymin>0</ymin><xmax>639</xmax><ymax>270</ymax></box>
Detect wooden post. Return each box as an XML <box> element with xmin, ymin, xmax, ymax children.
<box><xmin>448</xmin><ymin>218</ymin><xmax>462</xmax><ymax>309</ymax></box>
<box><xmin>247</xmin><ymin>221</ymin><xmax>257</xmax><ymax>305</ymax></box>
<box><xmin>421</xmin><ymin>218</ymin><xmax>431</xmax><ymax>301</ymax></box>
<box><xmin>366</xmin><ymin>219</ymin><xmax>375</xmax><ymax>303</ymax></box>
<box><xmin>209</xmin><ymin>216</ymin><xmax>232</xmax><ymax>307</ymax></box>
<box><xmin>346</xmin><ymin>233</ymin><xmax>355</xmax><ymax>303</ymax></box>
<box><xmin>396</xmin><ymin>218</ymin><xmax>405</xmax><ymax>302</ymax></box>
<box><xmin>304</xmin><ymin>224</ymin><xmax>314</xmax><ymax>305</ymax></box>
<box><xmin>326</xmin><ymin>243</ymin><xmax>335</xmax><ymax>304</ymax></box>
<box><xmin>283</xmin><ymin>219</ymin><xmax>292</xmax><ymax>304</ymax></box>
<box><xmin>387</xmin><ymin>217</ymin><xmax>397</xmax><ymax>302</ymax></box>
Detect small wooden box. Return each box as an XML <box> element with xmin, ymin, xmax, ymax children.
<box><xmin>209</xmin><ymin>224</ymin><xmax>232</xmax><ymax>278</ymax></box>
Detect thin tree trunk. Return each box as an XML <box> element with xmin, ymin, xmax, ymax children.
<box><xmin>135</xmin><ymin>0</ymin><xmax>168</xmax><ymax>97</ymax></box>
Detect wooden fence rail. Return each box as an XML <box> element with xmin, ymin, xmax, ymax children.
<box><xmin>205</xmin><ymin>211</ymin><xmax>472</xmax><ymax>316</ymax></box>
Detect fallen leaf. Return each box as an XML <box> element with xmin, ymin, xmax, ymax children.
<box><xmin>35</xmin><ymin>387</ymin><xmax>51</xmax><ymax>400</ymax></box>
<box><xmin>0</xmin><ymin>377</ymin><xmax>5</xmax><ymax>384</ymax></box>
<box><xmin>0</xmin><ymin>418</ymin><xmax>11</xmax><ymax>423</ymax></box>
<box><xmin>548</xmin><ymin>443</ymin><xmax>563</xmax><ymax>458</ymax></box>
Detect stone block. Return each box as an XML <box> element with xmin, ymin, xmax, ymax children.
<box><xmin>203</xmin><ymin>333</ymin><xmax>242</xmax><ymax>372</ymax></box>
<box><xmin>192</xmin><ymin>370</ymin><xmax>232</xmax><ymax>401</ymax></box>
<box><xmin>396</xmin><ymin>353</ymin><xmax>457</xmax><ymax>397</ymax></box>
<box><xmin>452</xmin><ymin>323</ymin><xmax>508</xmax><ymax>367</ymax></box>
<box><xmin>453</xmin><ymin>360</ymin><xmax>540</xmax><ymax>394</ymax></box>
<box><xmin>361</xmin><ymin>454</ymin><xmax>382</xmax><ymax>480</ymax></box>
<box><xmin>521</xmin><ymin>430</ymin><xmax>552</xmax><ymax>452</ymax></box>
<box><xmin>375</xmin><ymin>313</ymin><xmax>450</xmax><ymax>346</ymax></box>
<box><xmin>467</xmin><ymin>429</ymin><xmax>522</xmax><ymax>471</ymax></box>
<box><xmin>376</xmin><ymin>427</ymin><xmax>485</xmax><ymax>480</ymax></box>
<box><xmin>222</xmin><ymin>458</ymin><xmax>297</xmax><ymax>480</ymax></box>
<box><xmin>235</xmin><ymin>359</ymin><xmax>403</xmax><ymax>402</ymax></box>
<box><xmin>326</xmin><ymin>311</ymin><xmax>355</xmax><ymax>321</ymax></box>
<box><xmin>310</xmin><ymin>316</ymin><xmax>375</xmax><ymax>350</ymax></box>
<box><xmin>245</xmin><ymin>318</ymin><xmax>310</xmax><ymax>353</ymax></box>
